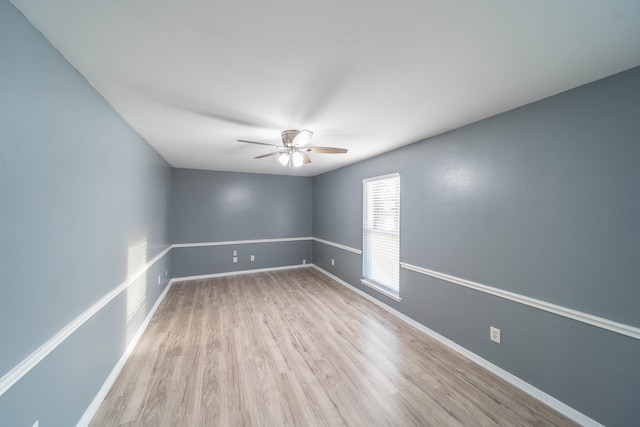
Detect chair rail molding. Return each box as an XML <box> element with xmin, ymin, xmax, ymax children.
<box><xmin>400</xmin><ymin>262</ymin><xmax>640</xmax><ymax>340</ymax></box>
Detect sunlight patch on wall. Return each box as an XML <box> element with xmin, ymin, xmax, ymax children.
<box><xmin>126</xmin><ymin>239</ymin><xmax>148</xmax><ymax>344</ymax></box>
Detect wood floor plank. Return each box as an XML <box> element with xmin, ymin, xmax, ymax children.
<box><xmin>90</xmin><ymin>268</ymin><xmax>577</xmax><ymax>426</ymax></box>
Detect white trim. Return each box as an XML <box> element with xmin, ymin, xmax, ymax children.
<box><xmin>312</xmin><ymin>237</ymin><xmax>362</xmax><ymax>255</ymax></box>
<box><xmin>76</xmin><ymin>280</ymin><xmax>174</xmax><ymax>427</ymax></box>
<box><xmin>362</xmin><ymin>172</ymin><xmax>400</xmax><ymax>292</ymax></box>
<box><xmin>0</xmin><ymin>246</ymin><xmax>172</xmax><ymax>398</ymax></box>
<box><xmin>362</xmin><ymin>172</ymin><xmax>400</xmax><ymax>183</ymax></box>
<box><xmin>172</xmin><ymin>237</ymin><xmax>361</xmax><ymax>256</ymax></box>
<box><xmin>73</xmin><ymin>263</ymin><xmax>310</xmax><ymax>425</ymax></box>
<box><xmin>360</xmin><ymin>279</ymin><xmax>402</xmax><ymax>302</ymax></box>
<box><xmin>170</xmin><ymin>263</ymin><xmax>312</xmax><ymax>283</ymax></box>
<box><xmin>312</xmin><ymin>265</ymin><xmax>602</xmax><ymax>427</ymax></box>
<box><xmin>400</xmin><ymin>262</ymin><xmax>640</xmax><ymax>341</ymax></box>
<box><xmin>172</xmin><ymin>236</ymin><xmax>312</xmax><ymax>248</ymax></box>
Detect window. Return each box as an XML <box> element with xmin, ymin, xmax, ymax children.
<box><xmin>362</xmin><ymin>173</ymin><xmax>400</xmax><ymax>300</ymax></box>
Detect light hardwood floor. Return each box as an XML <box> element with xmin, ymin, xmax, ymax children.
<box><xmin>90</xmin><ymin>268</ymin><xmax>576</xmax><ymax>426</ymax></box>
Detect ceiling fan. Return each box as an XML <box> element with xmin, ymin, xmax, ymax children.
<box><xmin>238</xmin><ymin>130</ymin><xmax>347</xmax><ymax>168</ymax></box>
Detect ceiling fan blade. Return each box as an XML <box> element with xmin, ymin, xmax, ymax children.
<box><xmin>255</xmin><ymin>151</ymin><xmax>283</xmax><ymax>159</ymax></box>
<box><xmin>304</xmin><ymin>147</ymin><xmax>348</xmax><ymax>153</ymax></box>
<box><xmin>300</xmin><ymin>150</ymin><xmax>312</xmax><ymax>164</ymax></box>
<box><xmin>292</xmin><ymin>129</ymin><xmax>313</xmax><ymax>147</ymax></box>
<box><xmin>238</xmin><ymin>139</ymin><xmax>281</xmax><ymax>147</ymax></box>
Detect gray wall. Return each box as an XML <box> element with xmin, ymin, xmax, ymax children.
<box><xmin>3</xmin><ymin>0</ymin><xmax>638</xmax><ymax>424</ymax></box>
<box><xmin>172</xmin><ymin>168</ymin><xmax>312</xmax><ymax>277</ymax></box>
<box><xmin>0</xmin><ymin>1</ymin><xmax>172</xmax><ymax>425</ymax></box>
<box><xmin>312</xmin><ymin>66</ymin><xmax>640</xmax><ymax>427</ymax></box>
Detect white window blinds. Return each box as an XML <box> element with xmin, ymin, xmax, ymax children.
<box><xmin>363</xmin><ymin>173</ymin><xmax>400</xmax><ymax>294</ymax></box>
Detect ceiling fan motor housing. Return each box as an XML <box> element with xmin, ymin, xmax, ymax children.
<box><xmin>281</xmin><ymin>130</ymin><xmax>301</xmax><ymax>147</ymax></box>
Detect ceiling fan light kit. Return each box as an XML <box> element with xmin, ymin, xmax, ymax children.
<box><xmin>238</xmin><ymin>129</ymin><xmax>348</xmax><ymax>168</ymax></box>
<box><xmin>277</xmin><ymin>150</ymin><xmax>305</xmax><ymax>168</ymax></box>
<box><xmin>278</xmin><ymin>153</ymin><xmax>289</xmax><ymax>166</ymax></box>
<box><xmin>293</xmin><ymin>151</ymin><xmax>305</xmax><ymax>167</ymax></box>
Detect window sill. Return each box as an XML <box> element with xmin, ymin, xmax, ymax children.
<box><xmin>360</xmin><ymin>279</ymin><xmax>401</xmax><ymax>302</ymax></box>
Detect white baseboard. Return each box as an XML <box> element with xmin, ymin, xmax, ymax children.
<box><xmin>76</xmin><ymin>263</ymin><xmax>601</xmax><ymax>426</ymax></box>
<box><xmin>77</xmin><ymin>263</ymin><xmax>311</xmax><ymax>425</ymax></box>
<box><xmin>0</xmin><ymin>247</ymin><xmax>172</xmax><ymax>399</ymax></box>
<box><xmin>311</xmin><ymin>265</ymin><xmax>602</xmax><ymax>427</ymax></box>
<box><xmin>76</xmin><ymin>281</ymin><xmax>174</xmax><ymax>427</ymax></box>
<box><xmin>170</xmin><ymin>263</ymin><xmax>311</xmax><ymax>283</ymax></box>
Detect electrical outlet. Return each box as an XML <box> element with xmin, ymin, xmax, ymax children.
<box><xmin>490</xmin><ymin>326</ymin><xmax>501</xmax><ymax>344</ymax></box>
<box><xmin>303</xmin><ymin>259</ymin><xmax>306</xmax><ymax>264</ymax></box>
<box><xmin>233</xmin><ymin>249</ymin><xmax>237</xmax><ymax>256</ymax></box>
<box><xmin>331</xmin><ymin>258</ymin><xmax>335</xmax><ymax>266</ymax></box>
<box><xmin>250</xmin><ymin>255</ymin><xmax>255</xmax><ymax>261</ymax></box>
<box><xmin>233</xmin><ymin>256</ymin><xmax>237</xmax><ymax>263</ymax></box>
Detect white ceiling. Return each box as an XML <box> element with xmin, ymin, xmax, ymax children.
<box><xmin>11</xmin><ymin>0</ymin><xmax>640</xmax><ymax>176</ymax></box>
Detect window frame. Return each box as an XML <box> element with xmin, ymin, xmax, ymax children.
<box><xmin>361</xmin><ymin>172</ymin><xmax>401</xmax><ymax>301</ymax></box>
